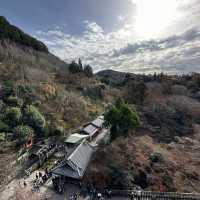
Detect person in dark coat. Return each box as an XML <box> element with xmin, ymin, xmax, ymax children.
<box><xmin>39</xmin><ymin>172</ymin><xmax>42</xmax><ymax>178</ymax></box>
<box><xmin>36</xmin><ymin>173</ymin><xmax>39</xmax><ymax>180</ymax></box>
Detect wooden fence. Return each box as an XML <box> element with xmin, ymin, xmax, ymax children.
<box><xmin>109</xmin><ymin>190</ymin><xmax>200</xmax><ymax>199</ymax></box>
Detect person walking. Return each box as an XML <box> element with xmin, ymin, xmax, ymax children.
<box><xmin>130</xmin><ymin>191</ymin><xmax>135</xmax><ymax>200</ymax></box>
<box><xmin>36</xmin><ymin>173</ymin><xmax>39</xmax><ymax>180</ymax></box>
<box><xmin>39</xmin><ymin>171</ymin><xmax>42</xmax><ymax>178</ymax></box>
<box><xmin>23</xmin><ymin>180</ymin><xmax>27</xmax><ymax>188</ymax></box>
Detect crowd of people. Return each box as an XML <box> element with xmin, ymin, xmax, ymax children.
<box><xmin>31</xmin><ymin>169</ymin><xmax>51</xmax><ymax>192</ymax></box>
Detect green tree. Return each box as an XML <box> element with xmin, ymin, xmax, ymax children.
<box><xmin>24</xmin><ymin>105</ymin><xmax>46</xmax><ymax>130</ymax></box>
<box><xmin>5</xmin><ymin>107</ymin><xmax>22</xmax><ymax>127</ymax></box>
<box><xmin>78</xmin><ymin>58</ymin><xmax>83</xmax><ymax>71</ymax></box>
<box><xmin>69</xmin><ymin>60</ymin><xmax>83</xmax><ymax>73</ymax></box>
<box><xmin>84</xmin><ymin>65</ymin><xmax>93</xmax><ymax>77</ymax></box>
<box><xmin>14</xmin><ymin>125</ymin><xmax>33</xmax><ymax>144</ymax></box>
<box><xmin>105</xmin><ymin>99</ymin><xmax>139</xmax><ymax>141</ymax></box>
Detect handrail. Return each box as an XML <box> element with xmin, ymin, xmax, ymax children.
<box><xmin>104</xmin><ymin>190</ymin><xmax>200</xmax><ymax>199</ymax></box>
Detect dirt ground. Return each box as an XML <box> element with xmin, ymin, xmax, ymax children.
<box><xmin>0</xmin><ymin>151</ymin><xmax>18</xmax><ymax>190</ymax></box>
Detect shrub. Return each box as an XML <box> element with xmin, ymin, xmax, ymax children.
<box><xmin>150</xmin><ymin>152</ymin><xmax>164</xmax><ymax>163</ymax></box>
<box><xmin>17</xmin><ymin>84</ymin><xmax>36</xmax><ymax>105</ymax></box>
<box><xmin>2</xmin><ymin>80</ymin><xmax>15</xmax><ymax>97</ymax></box>
<box><xmin>0</xmin><ymin>120</ymin><xmax>9</xmax><ymax>132</ymax></box>
<box><xmin>53</xmin><ymin>126</ymin><xmax>64</xmax><ymax>136</ymax></box>
<box><xmin>14</xmin><ymin>125</ymin><xmax>33</xmax><ymax>139</ymax></box>
<box><xmin>6</xmin><ymin>96</ymin><xmax>23</xmax><ymax>107</ymax></box>
<box><xmin>5</xmin><ymin>107</ymin><xmax>22</xmax><ymax>126</ymax></box>
<box><xmin>0</xmin><ymin>132</ymin><xmax>6</xmax><ymax>142</ymax></box>
<box><xmin>17</xmin><ymin>84</ymin><xmax>35</xmax><ymax>96</ymax></box>
<box><xmin>14</xmin><ymin>125</ymin><xmax>34</xmax><ymax>145</ymax></box>
<box><xmin>24</xmin><ymin>105</ymin><xmax>46</xmax><ymax>130</ymax></box>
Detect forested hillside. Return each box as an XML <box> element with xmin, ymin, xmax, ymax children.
<box><xmin>0</xmin><ymin>16</ymin><xmax>48</xmax><ymax>52</ymax></box>
<box><xmin>0</xmin><ymin>17</ymin><xmax>200</xmax><ymax>193</ymax></box>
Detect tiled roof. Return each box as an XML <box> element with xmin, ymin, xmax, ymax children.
<box><xmin>82</xmin><ymin>124</ymin><xmax>99</xmax><ymax>136</ymax></box>
<box><xmin>65</xmin><ymin>133</ymin><xmax>89</xmax><ymax>144</ymax></box>
<box><xmin>52</xmin><ymin>141</ymin><xmax>94</xmax><ymax>179</ymax></box>
<box><xmin>91</xmin><ymin>117</ymin><xmax>104</xmax><ymax>128</ymax></box>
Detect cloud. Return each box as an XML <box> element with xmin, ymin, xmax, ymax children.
<box><xmin>36</xmin><ymin>20</ymin><xmax>200</xmax><ymax>74</ymax></box>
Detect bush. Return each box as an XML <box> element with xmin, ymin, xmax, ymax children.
<box><xmin>150</xmin><ymin>152</ymin><xmax>164</xmax><ymax>163</ymax></box>
<box><xmin>17</xmin><ymin>84</ymin><xmax>34</xmax><ymax>95</ymax></box>
<box><xmin>0</xmin><ymin>132</ymin><xmax>6</xmax><ymax>142</ymax></box>
<box><xmin>0</xmin><ymin>120</ymin><xmax>9</xmax><ymax>132</ymax></box>
<box><xmin>24</xmin><ymin>105</ymin><xmax>46</xmax><ymax>130</ymax></box>
<box><xmin>14</xmin><ymin>125</ymin><xmax>34</xmax><ymax>145</ymax></box>
<box><xmin>6</xmin><ymin>96</ymin><xmax>23</xmax><ymax>107</ymax></box>
<box><xmin>14</xmin><ymin>125</ymin><xmax>33</xmax><ymax>139</ymax></box>
<box><xmin>2</xmin><ymin>80</ymin><xmax>15</xmax><ymax>98</ymax></box>
<box><xmin>53</xmin><ymin>126</ymin><xmax>64</xmax><ymax>136</ymax></box>
<box><xmin>17</xmin><ymin>84</ymin><xmax>37</xmax><ymax>105</ymax></box>
<box><xmin>5</xmin><ymin>107</ymin><xmax>22</xmax><ymax>126</ymax></box>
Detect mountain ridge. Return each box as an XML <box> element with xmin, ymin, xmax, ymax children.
<box><xmin>0</xmin><ymin>16</ymin><xmax>48</xmax><ymax>52</ymax></box>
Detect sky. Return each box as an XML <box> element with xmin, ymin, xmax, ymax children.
<box><xmin>1</xmin><ymin>0</ymin><xmax>200</xmax><ymax>74</ymax></box>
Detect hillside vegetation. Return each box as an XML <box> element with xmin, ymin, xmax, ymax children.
<box><xmin>86</xmin><ymin>71</ymin><xmax>200</xmax><ymax>192</ymax></box>
<box><xmin>0</xmin><ymin>17</ymin><xmax>118</xmax><ymax>188</ymax></box>
<box><xmin>0</xmin><ymin>16</ymin><xmax>48</xmax><ymax>52</ymax></box>
<box><xmin>0</xmin><ymin>17</ymin><xmax>200</xmax><ymax>193</ymax></box>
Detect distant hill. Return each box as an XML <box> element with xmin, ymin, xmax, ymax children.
<box><xmin>97</xmin><ymin>69</ymin><xmax>128</xmax><ymax>86</ymax></box>
<box><xmin>97</xmin><ymin>69</ymin><xmax>143</xmax><ymax>86</ymax></box>
<box><xmin>0</xmin><ymin>16</ymin><xmax>48</xmax><ymax>52</ymax></box>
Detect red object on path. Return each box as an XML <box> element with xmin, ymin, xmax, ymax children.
<box><xmin>159</xmin><ymin>184</ymin><xmax>166</xmax><ymax>192</ymax></box>
<box><xmin>26</xmin><ymin>137</ymin><xmax>33</xmax><ymax>148</ymax></box>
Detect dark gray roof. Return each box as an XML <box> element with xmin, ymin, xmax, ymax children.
<box><xmin>82</xmin><ymin>124</ymin><xmax>99</xmax><ymax>136</ymax></box>
<box><xmin>52</xmin><ymin>163</ymin><xmax>80</xmax><ymax>179</ymax></box>
<box><xmin>52</xmin><ymin>141</ymin><xmax>94</xmax><ymax>179</ymax></box>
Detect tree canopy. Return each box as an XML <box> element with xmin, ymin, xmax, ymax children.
<box><xmin>24</xmin><ymin>105</ymin><xmax>46</xmax><ymax>131</ymax></box>
<box><xmin>68</xmin><ymin>59</ymin><xmax>93</xmax><ymax>76</ymax></box>
<box><xmin>105</xmin><ymin>99</ymin><xmax>140</xmax><ymax>141</ymax></box>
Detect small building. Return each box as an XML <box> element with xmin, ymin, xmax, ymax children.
<box><xmin>91</xmin><ymin>117</ymin><xmax>104</xmax><ymax>128</ymax></box>
<box><xmin>82</xmin><ymin>124</ymin><xmax>99</xmax><ymax>140</ymax></box>
<box><xmin>81</xmin><ymin>116</ymin><xmax>105</xmax><ymax>140</ymax></box>
<box><xmin>52</xmin><ymin>140</ymin><xmax>94</xmax><ymax>182</ymax></box>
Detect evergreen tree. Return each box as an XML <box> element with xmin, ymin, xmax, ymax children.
<box><xmin>105</xmin><ymin>99</ymin><xmax>140</xmax><ymax>141</ymax></box>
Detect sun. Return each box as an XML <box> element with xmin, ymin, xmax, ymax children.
<box><xmin>132</xmin><ymin>0</ymin><xmax>179</xmax><ymax>40</ymax></box>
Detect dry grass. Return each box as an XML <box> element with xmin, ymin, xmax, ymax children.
<box><xmin>0</xmin><ymin>151</ymin><xmax>17</xmax><ymax>190</ymax></box>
